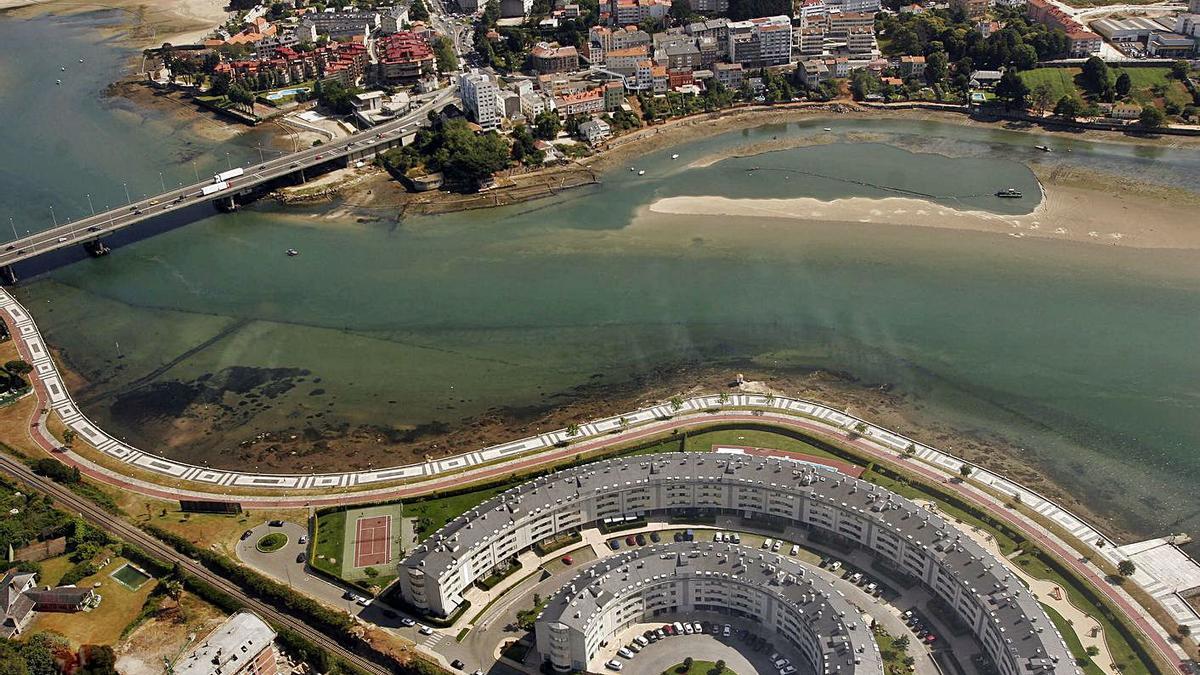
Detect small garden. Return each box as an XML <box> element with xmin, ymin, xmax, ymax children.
<box><xmin>256</xmin><ymin>532</ymin><xmax>287</xmax><ymax>553</ymax></box>
<box><xmin>664</xmin><ymin>658</ymin><xmax>735</xmax><ymax>675</ymax></box>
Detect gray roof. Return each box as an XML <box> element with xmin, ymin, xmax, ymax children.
<box><xmin>538</xmin><ymin>541</ymin><xmax>882</xmax><ymax>673</ymax></box>
<box><xmin>404</xmin><ymin>452</ymin><xmax>1076</xmax><ymax>672</ymax></box>
<box><xmin>174</xmin><ymin>611</ymin><xmax>277</xmax><ymax>675</ymax></box>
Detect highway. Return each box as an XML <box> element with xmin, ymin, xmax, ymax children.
<box><xmin>0</xmin><ymin>86</ymin><xmax>459</xmax><ymax>269</ymax></box>
<box><xmin>0</xmin><ymin>450</ymin><xmax>395</xmax><ymax>675</ymax></box>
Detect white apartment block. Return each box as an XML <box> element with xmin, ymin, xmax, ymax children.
<box><xmin>459</xmin><ymin>69</ymin><xmax>500</xmax><ymax>130</ymax></box>
<box><xmin>727</xmin><ymin>15</ymin><xmax>794</xmax><ymax>67</ymax></box>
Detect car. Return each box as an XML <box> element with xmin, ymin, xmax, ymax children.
<box><xmin>925</xmin><ymin>634</ymin><xmax>937</xmax><ymax>644</ymax></box>
<box><xmin>617</xmin><ymin>647</ymin><xmax>634</xmax><ymax>659</ymax></box>
<box><xmin>315</xmin><ymin>154</ymin><xmax>324</xmax><ymax>160</ymax></box>
<box><xmin>771</xmin><ymin>540</ymin><xmax>782</xmax><ymax>552</ymax></box>
<box><xmin>269</xmin><ymin>520</ymin><xmax>284</xmax><ymax>527</ymax></box>
<box><xmin>87</xmin><ymin>226</ymin><xmax>99</xmax><ymax>232</ymax></box>
<box><xmin>770</xmin><ymin>652</ymin><xmax>780</xmax><ymax>662</ymax></box>
<box><xmin>240</xmin><ymin>530</ymin><xmax>253</xmax><ymax>540</ymax></box>
<box><xmin>692</xmin><ymin>622</ymin><xmax>702</xmax><ymax>633</ymax></box>
<box><xmin>663</xmin><ymin>624</ymin><xmax>675</xmax><ymax>636</ymax></box>
<box><xmin>730</xmin><ymin>533</ymin><xmax>740</xmax><ymax>543</ymax></box>
<box><xmin>163</xmin><ymin>204</ymin><xmax>170</xmax><ymax>210</ymax></box>
<box><xmin>650</xmin><ymin>531</ymin><xmax>661</xmax><ymax>542</ymax></box>
<box><xmin>343</xmin><ymin>591</ymin><xmax>356</xmax><ymax>600</ymax></box>
<box><xmin>866</xmin><ymin>582</ymin><xmax>878</xmax><ymax>595</ymax></box>
<box><xmin>605</xmin><ymin>659</ymin><xmax>623</xmax><ymax>671</ymax></box>
<box><xmin>763</xmin><ymin>538</ymin><xmax>773</xmax><ymax>549</ymax></box>
<box><xmin>774</xmin><ymin>658</ymin><xmax>790</xmax><ymax>668</ymax></box>
<box><xmin>299</xmin><ymin>535</ymin><xmax>308</xmax><ymax>544</ymax></box>
<box><xmin>418</xmin><ymin>625</ymin><xmax>434</xmax><ymax>635</ymax></box>
<box><xmin>714</xmin><ymin>532</ymin><xmax>724</xmax><ymax>542</ymax></box>
<box><xmin>849</xmin><ymin>572</ymin><xmax>863</xmax><ymax>585</ymax></box>
<box><xmin>561</xmin><ymin>555</ymin><xmax>573</xmax><ymax>565</ymax></box>
<box><xmin>829</xmin><ymin>561</ymin><xmax>842</xmax><ymax>572</ymax></box>
<box><xmin>673</xmin><ymin>532</ymin><xmax>683</xmax><ymax>542</ymax></box>
<box><xmin>682</xmin><ymin>623</ymin><xmax>694</xmax><ymax>635</ymax></box>
<box><xmin>634</xmin><ymin>635</ymin><xmax>648</xmax><ymax>647</ymax></box>
<box><xmin>627</xmin><ymin>643</ymin><xmax>640</xmax><ymax>653</ymax></box>
<box><xmin>780</xmin><ymin>667</ymin><xmax>796</xmax><ymax>675</ymax></box>
<box><xmin>450</xmin><ymin>659</ymin><xmax>465</xmax><ymax>669</ymax></box>
<box><xmin>723</xmin><ymin>624</ymin><xmax>731</xmax><ymax>637</ymax></box>
<box><xmin>347</xmin><ymin>141</ymin><xmax>357</xmax><ymax>147</ymax></box>
<box><xmin>3</xmin><ymin>245</ymin><xmax>12</xmax><ymax>251</ymax></box>
<box><xmin>790</xmin><ymin>544</ymin><xmax>800</xmax><ymax>555</ymax></box>
<box><xmin>296</xmin><ymin>552</ymin><xmax>306</xmax><ymax>563</ymax></box>
<box><xmin>290</xmin><ymin>162</ymin><xmax>301</xmax><ymax>168</ymax></box>
<box><xmin>635</xmin><ymin>533</ymin><xmax>646</xmax><ymax>546</ymax></box>
<box><xmin>57</xmin><ymin>236</ymin><xmax>67</xmax><ymax>243</ymax></box>
<box><xmin>148</xmin><ymin>199</ymin><xmax>159</xmax><ymax>205</ymax></box>
<box><xmin>625</xmin><ymin>535</ymin><xmax>635</xmax><ymax>546</ymax></box>
<box><xmin>610</xmin><ymin>540</ymin><xmax>620</xmax><ymax>550</ymax></box>
<box><xmin>357</xmin><ymin>597</ymin><xmax>372</xmax><ymax>607</ymax></box>
<box><xmin>655</xmin><ymin>629</ymin><xmax>666</xmax><ymax>640</ymax></box>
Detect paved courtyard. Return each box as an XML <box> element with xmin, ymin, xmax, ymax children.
<box><xmin>606</xmin><ymin>622</ymin><xmax>805</xmax><ymax>675</ymax></box>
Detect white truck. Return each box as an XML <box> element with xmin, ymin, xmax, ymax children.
<box><xmin>201</xmin><ymin>181</ymin><xmax>229</xmax><ymax>196</ymax></box>
<box><xmin>212</xmin><ymin>167</ymin><xmax>244</xmax><ymax>184</ymax></box>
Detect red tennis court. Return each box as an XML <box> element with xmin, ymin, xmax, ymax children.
<box><xmin>354</xmin><ymin>515</ymin><xmax>392</xmax><ymax>567</ymax></box>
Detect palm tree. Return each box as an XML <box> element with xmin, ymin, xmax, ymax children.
<box><xmin>717</xmin><ymin>391</ymin><xmax>729</xmax><ymax>405</ymax></box>
<box><xmin>905</xmin><ymin>442</ymin><xmax>916</xmax><ymax>457</ymax></box>
<box><xmin>959</xmin><ymin>465</ymin><xmax>973</xmax><ymax>480</ymax></box>
<box><xmin>669</xmin><ymin>396</ymin><xmax>684</xmax><ymax>412</ymax></box>
<box><xmin>565</xmin><ymin>423</ymin><xmax>580</xmax><ymax>437</ymax></box>
<box><xmin>763</xmin><ymin>392</ymin><xmax>775</xmax><ymax>405</ymax></box>
<box><xmin>1118</xmin><ymin>559</ymin><xmax>1136</xmax><ymax>577</ymax></box>
<box><xmin>618</xmin><ymin>416</ymin><xmax>629</xmax><ymax>431</ymax></box>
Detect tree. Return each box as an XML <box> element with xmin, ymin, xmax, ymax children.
<box><xmin>994</xmin><ymin>69</ymin><xmax>1029</xmax><ymax>110</ymax></box>
<box><xmin>1080</xmin><ymin>56</ymin><xmax>1111</xmax><ymax>96</ymax></box>
<box><xmin>0</xmin><ymin>640</ymin><xmax>29</xmax><ymax>675</ymax></box>
<box><xmin>1179</xmin><ymin>623</ymin><xmax>1192</xmax><ymax>638</ymax></box>
<box><xmin>409</xmin><ymin>0</ymin><xmax>430</xmax><ymax>21</ymax></box>
<box><xmin>1138</xmin><ymin>105</ymin><xmax>1165</xmax><ymax>129</ymax></box>
<box><xmin>1117</xmin><ymin>559</ymin><xmax>1136</xmax><ymax>577</ymax></box>
<box><xmin>4</xmin><ymin>360</ymin><xmax>31</xmax><ymax>374</ymax></box>
<box><xmin>23</xmin><ymin>633</ymin><xmax>67</xmax><ymax>675</ymax></box>
<box><xmin>1114</xmin><ymin>72</ymin><xmax>1132</xmax><ymax>98</ymax></box>
<box><xmin>893</xmin><ymin>634</ymin><xmax>910</xmax><ymax>650</ymax></box>
<box><xmin>717</xmin><ymin>391</ymin><xmax>730</xmax><ymax>405</ymax></box>
<box><xmin>78</xmin><ymin>645</ymin><xmax>117</xmax><ymax>675</ymax></box>
<box><xmin>441</xmin><ymin>123</ymin><xmax>511</xmax><ymax>186</ymax></box>
<box><xmin>1031</xmin><ymin>82</ymin><xmax>1055</xmax><ymax>115</ymax></box>
<box><xmin>482</xmin><ymin>0</ymin><xmax>500</xmax><ymax>27</ymax></box>
<box><xmin>925</xmin><ymin>50</ymin><xmax>949</xmax><ymax>86</ymax></box>
<box><xmin>565</xmin><ymin>423</ymin><xmax>580</xmax><ymax>437</ymax></box>
<box><xmin>669</xmin><ymin>0</ymin><xmax>697</xmax><ymax>22</ymax></box>
<box><xmin>711</xmin><ymin>659</ymin><xmax>727</xmax><ymax>675</ymax></box>
<box><xmin>959</xmin><ymin>465</ymin><xmax>973</xmax><ymax>480</ymax></box>
<box><xmin>1012</xmin><ymin>43</ymin><xmax>1038</xmax><ymax>71</ymax></box>
<box><xmin>533</xmin><ymin>110</ymin><xmax>562</xmax><ymax>140</ymax></box>
<box><xmin>1170</xmin><ymin>60</ymin><xmax>1189</xmax><ymax>80</ymax></box>
<box><xmin>164</xmin><ymin>579</ymin><xmax>184</xmax><ymax>599</ymax></box>
<box><xmin>433</xmin><ymin>36</ymin><xmax>458</xmax><ymax>73</ymax></box>
<box><xmin>680</xmin><ymin>656</ymin><xmax>694</xmax><ymax>672</ymax></box>
<box><xmin>1054</xmin><ymin>95</ymin><xmax>1083</xmax><ymax>120</ymax></box>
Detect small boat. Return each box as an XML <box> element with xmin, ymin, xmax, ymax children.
<box><xmin>78</xmin><ymin>58</ymin><xmax>84</xmax><ymax>63</ymax></box>
<box><xmin>823</xmin><ymin>127</ymin><xmax>832</xmax><ymax>132</ymax></box>
<box><xmin>285</xmin><ymin>248</ymin><xmax>299</xmax><ymax>256</ymax></box>
<box><xmin>60</xmin><ymin>66</ymin><xmax>66</xmax><ymax>71</ymax></box>
<box><xmin>995</xmin><ymin>188</ymin><xmax>1023</xmax><ymax>198</ymax></box>
<box><xmin>638</xmin><ymin>170</ymin><xmax>645</xmax><ymax>176</ymax></box>
<box><xmin>1035</xmin><ymin>145</ymin><xmax>1052</xmax><ymax>153</ymax></box>
<box><xmin>629</xmin><ymin>167</ymin><xmax>636</xmax><ymax>172</ymax></box>
<box><xmin>671</xmin><ymin>154</ymin><xmax>679</xmax><ymax>159</ymax></box>
<box><xmin>55</xmin><ymin>79</ymin><xmax>62</xmax><ymax>85</ymax></box>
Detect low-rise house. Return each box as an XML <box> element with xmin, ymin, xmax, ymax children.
<box><xmin>799</xmin><ymin>59</ymin><xmax>832</xmax><ymax>86</ymax></box>
<box><xmin>555</xmin><ymin>87</ymin><xmax>606</xmax><ymax>115</ymax></box>
<box><xmin>1109</xmin><ymin>102</ymin><xmax>1142</xmax><ymax>120</ymax></box>
<box><xmin>897</xmin><ymin>54</ymin><xmax>926</xmax><ymax>78</ymax></box>
<box><xmin>579</xmin><ymin>117</ymin><xmax>613</xmax><ymax>144</ymax></box>
<box><xmin>969</xmin><ymin>69</ymin><xmax>1003</xmax><ymax>88</ymax></box>
<box><xmin>531</xmin><ymin>43</ymin><xmax>581</xmax><ymax>74</ymax></box>
<box><xmin>2</xmin><ymin>571</ymin><xmax>99</xmax><ymax>639</ymax></box>
<box><xmin>175</xmin><ymin>611</ymin><xmax>278</xmax><ymax>675</ymax></box>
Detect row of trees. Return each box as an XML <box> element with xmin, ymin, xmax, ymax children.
<box><xmin>380</xmin><ymin>117</ymin><xmax>511</xmax><ymax>187</ymax></box>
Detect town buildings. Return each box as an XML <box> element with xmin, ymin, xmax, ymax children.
<box><xmin>460</xmin><ymin>69</ymin><xmax>501</xmax><ymax>130</ymax></box>
<box><xmin>174</xmin><ymin>611</ymin><xmax>278</xmax><ymax>675</ymax></box>
<box><xmin>531</xmin><ymin>43</ymin><xmax>581</xmax><ymax>74</ymax></box>
<box><xmin>400</xmin><ymin>453</ymin><xmax>1078</xmax><ymax>675</ymax></box>
<box><xmin>578</xmin><ymin>117</ymin><xmax>613</xmax><ymax>144</ymax></box>
<box><xmin>950</xmin><ymin>0</ymin><xmax>990</xmax><ymax>20</ymax></box>
<box><xmin>1026</xmin><ymin>0</ymin><xmax>1103</xmax><ymax>56</ymax></box>
<box><xmin>298</xmin><ymin>9</ymin><xmax>381</xmax><ymax>42</ymax></box>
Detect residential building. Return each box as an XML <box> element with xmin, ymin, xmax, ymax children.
<box><xmin>2</xmin><ymin>571</ymin><xmax>99</xmax><ymax>639</ymax></box>
<box><xmin>686</xmin><ymin>18</ymin><xmax>732</xmax><ymax>57</ymax></box>
<box><xmin>536</xmin><ymin>543</ymin><xmax>883</xmax><ymax>674</ymax></box>
<box><xmin>1108</xmin><ymin>102</ymin><xmax>1142</xmax><ymax>119</ymax></box>
<box><xmin>531</xmin><ymin>43</ymin><xmax>581</xmax><ymax>73</ymax></box>
<box><xmin>728</xmin><ymin>15</ymin><xmax>794</xmax><ymax>67</ymax></box>
<box><xmin>714</xmin><ymin>61</ymin><xmax>744</xmax><ymax>88</ymax></box>
<box><xmin>578</xmin><ymin>118</ymin><xmax>612</xmax><ymax>144</ymax></box>
<box><xmin>380</xmin><ymin>4</ymin><xmax>411</xmax><ymax>33</ymax></box>
<box><xmin>825</xmin><ymin>0</ymin><xmax>881</xmax><ymax>12</ymax></box>
<box><xmin>663</xmin><ymin>41</ymin><xmax>702</xmax><ymax>71</ymax></box>
<box><xmin>603</xmin><ymin>80</ymin><xmax>626</xmax><ymax>110</ymax></box>
<box><xmin>400</xmin><ymin>452</ymin><xmax>1077</xmax><ymax>675</ymax></box>
<box><xmin>797</xmin><ymin>26</ymin><xmax>826</xmax><ymax>56</ymax></box>
<box><xmin>554</xmin><ymin>87</ymin><xmax>606</xmax><ymax>114</ymax></box>
<box><xmin>459</xmin><ymin>69</ymin><xmax>501</xmax><ymax>130</ymax></box>
<box><xmin>950</xmin><ymin>0</ymin><xmax>989</xmax><ymax>20</ymax></box>
<box><xmin>897</xmin><ymin>54</ymin><xmax>926</xmax><ymax>78</ymax></box>
<box><xmin>375</xmin><ymin>31</ymin><xmax>437</xmax><ymax>83</ymax></box>
<box><xmin>688</xmin><ymin>0</ymin><xmax>729</xmax><ymax>13</ymax></box>
<box><xmin>845</xmin><ymin>25</ymin><xmax>877</xmax><ymax>53</ymax></box>
<box><xmin>1066</xmin><ymin>29</ymin><xmax>1103</xmax><ymax>56</ymax></box>
<box><xmin>588</xmin><ymin>25</ymin><xmax>652</xmax><ymax>62</ymax></box>
<box><xmin>520</xmin><ymin>90</ymin><xmax>553</xmax><ymax>117</ymax></box>
<box><xmin>969</xmin><ymin>68</ymin><xmax>1003</xmax><ymax>88</ymax></box>
<box><xmin>298</xmin><ymin>10</ymin><xmax>380</xmax><ymax>41</ymax></box>
<box><xmin>827</xmin><ymin>10</ymin><xmax>875</xmax><ymax>36</ymax></box>
<box><xmin>501</xmin><ymin>0</ymin><xmax>534</xmax><ymax>17</ymax></box>
<box><xmin>175</xmin><ymin>612</ymin><xmax>278</xmax><ymax>675</ymax></box>
<box><xmin>605</xmin><ymin>45</ymin><xmax>651</xmax><ymax>75</ymax></box>
<box><xmin>609</xmin><ymin>0</ymin><xmax>671</xmax><ymax>25</ymax></box>
<box><xmin>1027</xmin><ymin>0</ymin><xmax>1101</xmax><ymax>55</ymax></box>
<box><xmin>797</xmin><ymin>0</ymin><xmax>828</xmax><ymax>27</ymax></box>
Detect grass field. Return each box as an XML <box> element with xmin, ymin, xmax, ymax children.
<box><xmin>1020</xmin><ymin>66</ymin><xmax>1191</xmax><ymax>115</ymax></box>
<box><xmin>311</xmin><ymin>509</ymin><xmax>346</xmax><ymax>578</ymax></box>
<box><xmin>1020</xmin><ymin>67</ymin><xmax>1082</xmax><ymax>104</ymax></box>
<box><xmin>679</xmin><ymin>428</ymin><xmax>841</xmax><ymax>461</ymax></box>
<box><xmin>661</xmin><ymin>660</ymin><xmax>736</xmax><ymax>675</ymax></box>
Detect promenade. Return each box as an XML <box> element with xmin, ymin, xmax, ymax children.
<box><xmin>0</xmin><ymin>287</ymin><xmax>1193</xmax><ymax>671</ymax></box>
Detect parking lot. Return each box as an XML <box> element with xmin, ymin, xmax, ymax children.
<box><xmin>597</xmin><ymin>617</ymin><xmax>807</xmax><ymax>674</ymax></box>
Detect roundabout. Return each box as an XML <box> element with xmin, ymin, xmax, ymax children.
<box><xmin>256</xmin><ymin>532</ymin><xmax>288</xmax><ymax>553</ymax></box>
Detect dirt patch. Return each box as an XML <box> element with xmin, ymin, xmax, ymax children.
<box><xmin>115</xmin><ymin>592</ymin><xmax>227</xmax><ymax>675</ymax></box>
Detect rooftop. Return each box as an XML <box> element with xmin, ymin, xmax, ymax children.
<box><xmin>174</xmin><ymin>612</ymin><xmax>276</xmax><ymax>675</ymax></box>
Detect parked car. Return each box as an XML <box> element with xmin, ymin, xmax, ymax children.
<box><xmin>771</xmin><ymin>540</ymin><xmax>782</xmax><ymax>552</ymax></box>
<box><xmin>418</xmin><ymin>625</ymin><xmax>434</xmax><ymax>635</ymax></box>
<box><xmin>400</xmin><ymin>617</ymin><xmax>416</xmax><ymax>627</ymax></box>
<box><xmin>650</xmin><ymin>531</ymin><xmax>661</xmax><ymax>542</ymax></box>
<box><xmin>625</xmin><ymin>535</ymin><xmax>636</xmax><ymax>546</ymax></box>
<box><xmin>605</xmin><ymin>660</ymin><xmax>623</xmax><ymax>671</ymax></box>
<box><xmin>610</xmin><ymin>540</ymin><xmax>620</xmax><ymax>550</ymax></box>
<box><xmin>634</xmin><ymin>635</ymin><xmax>649</xmax><ymax>647</ymax></box>
<box><xmin>617</xmin><ymin>647</ymin><xmax>634</xmax><ymax>659</ymax></box>
<box><xmin>561</xmin><ymin>555</ymin><xmax>574</xmax><ymax>565</ymax></box>
<box><xmin>682</xmin><ymin>623</ymin><xmax>694</xmax><ymax>635</ymax></box>
<box><xmin>241</xmin><ymin>530</ymin><xmax>253</xmax><ymax>540</ymax></box>
<box><xmin>635</xmin><ymin>533</ymin><xmax>646</xmax><ymax>546</ymax></box>
<box><xmin>723</xmin><ymin>624</ymin><xmax>731</xmax><ymax>637</ymax></box>
<box><xmin>450</xmin><ymin>659</ymin><xmax>465</xmax><ymax>669</ymax></box>
<box><xmin>691</xmin><ymin>622</ymin><xmax>702</xmax><ymax>633</ymax></box>
<box><xmin>298</xmin><ymin>535</ymin><xmax>308</xmax><ymax>545</ymax></box>
<box><xmin>268</xmin><ymin>520</ymin><xmax>284</xmax><ymax>527</ymax></box>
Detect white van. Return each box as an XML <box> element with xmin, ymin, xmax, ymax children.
<box><xmin>763</xmin><ymin>538</ymin><xmax>773</xmax><ymax>550</ymax></box>
<box><xmin>790</xmin><ymin>544</ymin><xmax>800</xmax><ymax>556</ymax></box>
<box><xmin>673</xmin><ymin>621</ymin><xmax>685</xmax><ymax>635</ymax></box>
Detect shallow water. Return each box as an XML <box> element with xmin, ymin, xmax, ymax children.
<box><xmin>5</xmin><ymin>13</ymin><xmax>1200</xmax><ymax>546</ymax></box>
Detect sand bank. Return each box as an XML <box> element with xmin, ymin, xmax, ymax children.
<box><xmin>647</xmin><ymin>180</ymin><xmax>1200</xmax><ymax>250</ymax></box>
<box><xmin>1</xmin><ymin>0</ymin><xmax>227</xmax><ymax>46</ymax></box>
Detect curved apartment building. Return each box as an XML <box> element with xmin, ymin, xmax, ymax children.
<box><xmin>400</xmin><ymin>452</ymin><xmax>1077</xmax><ymax>675</ymax></box>
<box><xmin>535</xmin><ymin>541</ymin><xmax>883</xmax><ymax>673</ymax></box>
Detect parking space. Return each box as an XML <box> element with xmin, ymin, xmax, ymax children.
<box><xmin>597</xmin><ymin>617</ymin><xmax>807</xmax><ymax>674</ymax></box>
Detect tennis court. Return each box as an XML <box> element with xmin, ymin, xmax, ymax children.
<box><xmin>354</xmin><ymin>515</ymin><xmax>393</xmax><ymax>567</ymax></box>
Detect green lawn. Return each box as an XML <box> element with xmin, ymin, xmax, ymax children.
<box><xmin>679</xmin><ymin>428</ymin><xmax>842</xmax><ymax>462</ymax></box>
<box><xmin>406</xmin><ymin>484</ymin><xmax>515</xmax><ymax>542</ymax></box>
<box><xmin>256</xmin><ymin>532</ymin><xmax>287</xmax><ymax>552</ymax></box>
<box><xmin>1043</xmin><ymin>603</ymin><xmax>1106</xmax><ymax>675</ymax></box>
<box><xmin>661</xmin><ymin>661</ymin><xmax>737</xmax><ymax>675</ymax></box>
<box><xmin>1020</xmin><ymin>68</ymin><xmax>1082</xmax><ymax>103</ymax></box>
<box><xmin>311</xmin><ymin>510</ymin><xmax>346</xmax><ymax>577</ymax></box>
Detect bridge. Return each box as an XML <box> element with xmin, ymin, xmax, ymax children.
<box><xmin>0</xmin><ymin>87</ymin><xmax>459</xmax><ymax>278</ymax></box>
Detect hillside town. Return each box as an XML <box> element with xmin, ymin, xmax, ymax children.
<box><xmin>144</xmin><ymin>0</ymin><xmax>1199</xmax><ymax>190</ymax></box>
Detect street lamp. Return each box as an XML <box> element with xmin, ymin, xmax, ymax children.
<box><xmin>123</xmin><ymin>182</ymin><xmax>131</xmax><ymax>205</ymax></box>
<box><xmin>85</xmin><ymin>193</ymin><xmax>95</xmax><ymax>216</ymax></box>
<box><xmin>8</xmin><ymin>217</ymin><xmax>17</xmax><ymax>242</ymax></box>
<box><xmin>225</xmin><ymin>152</ymin><xmax>232</xmax><ymax>171</ymax></box>
<box><xmin>159</xmin><ymin>171</ymin><xmax>167</xmax><ymax>193</ymax></box>
<box><xmin>191</xmin><ymin>160</ymin><xmax>199</xmax><ymax>183</ymax></box>
<box><xmin>49</xmin><ymin>206</ymin><xmax>57</xmax><ymax>228</ymax></box>
<box><xmin>256</xmin><ymin>144</ymin><xmax>265</xmax><ymax>164</ymax></box>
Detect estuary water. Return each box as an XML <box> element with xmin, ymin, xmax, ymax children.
<box><xmin>3</xmin><ymin>13</ymin><xmax>1200</xmax><ymax>544</ymax></box>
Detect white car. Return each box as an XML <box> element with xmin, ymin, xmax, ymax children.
<box><xmin>692</xmin><ymin>622</ymin><xmax>702</xmax><ymax>633</ymax></box>
<box><xmin>617</xmin><ymin>647</ymin><xmax>634</xmax><ymax>659</ymax></box>
<box><xmin>723</xmin><ymin>624</ymin><xmax>731</xmax><ymax>637</ymax></box>
<box><xmin>774</xmin><ymin>658</ymin><xmax>790</xmax><ymax>668</ymax></box>
<box><xmin>763</xmin><ymin>538</ymin><xmax>773</xmax><ymax>549</ymax></box>
<box><xmin>606</xmin><ymin>660</ymin><xmax>623</xmax><ymax>671</ymax></box>
<box><xmin>790</xmin><ymin>544</ymin><xmax>800</xmax><ymax>556</ymax></box>
<box><xmin>682</xmin><ymin>623</ymin><xmax>694</xmax><ymax>634</ymax></box>
<box><xmin>418</xmin><ymin>625</ymin><xmax>434</xmax><ymax>635</ymax></box>
<box><xmin>771</xmin><ymin>540</ymin><xmax>782</xmax><ymax>552</ymax></box>
<box><xmin>780</xmin><ymin>667</ymin><xmax>796</xmax><ymax>675</ymax></box>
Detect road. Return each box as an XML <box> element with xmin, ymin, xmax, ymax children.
<box><xmin>0</xmin><ymin>86</ymin><xmax>458</xmax><ymax>268</ymax></box>
<box><xmin>0</xmin><ymin>452</ymin><xmax>394</xmax><ymax>675</ymax></box>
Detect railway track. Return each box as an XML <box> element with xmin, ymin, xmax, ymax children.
<box><xmin>0</xmin><ymin>452</ymin><xmax>393</xmax><ymax>675</ymax></box>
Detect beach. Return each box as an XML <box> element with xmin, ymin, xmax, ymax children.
<box><xmin>0</xmin><ymin>0</ymin><xmax>227</xmax><ymax>46</ymax></box>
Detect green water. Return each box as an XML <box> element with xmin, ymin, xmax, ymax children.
<box><xmin>5</xmin><ymin>14</ymin><xmax>1200</xmax><ymax>545</ymax></box>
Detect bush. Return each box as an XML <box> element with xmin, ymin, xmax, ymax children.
<box><xmin>31</xmin><ymin>458</ymin><xmax>80</xmax><ymax>484</ymax></box>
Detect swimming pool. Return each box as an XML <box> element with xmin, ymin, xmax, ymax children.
<box><xmin>110</xmin><ymin>562</ymin><xmax>152</xmax><ymax>590</ymax></box>
<box><xmin>265</xmin><ymin>87</ymin><xmax>310</xmax><ymax>100</ymax></box>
